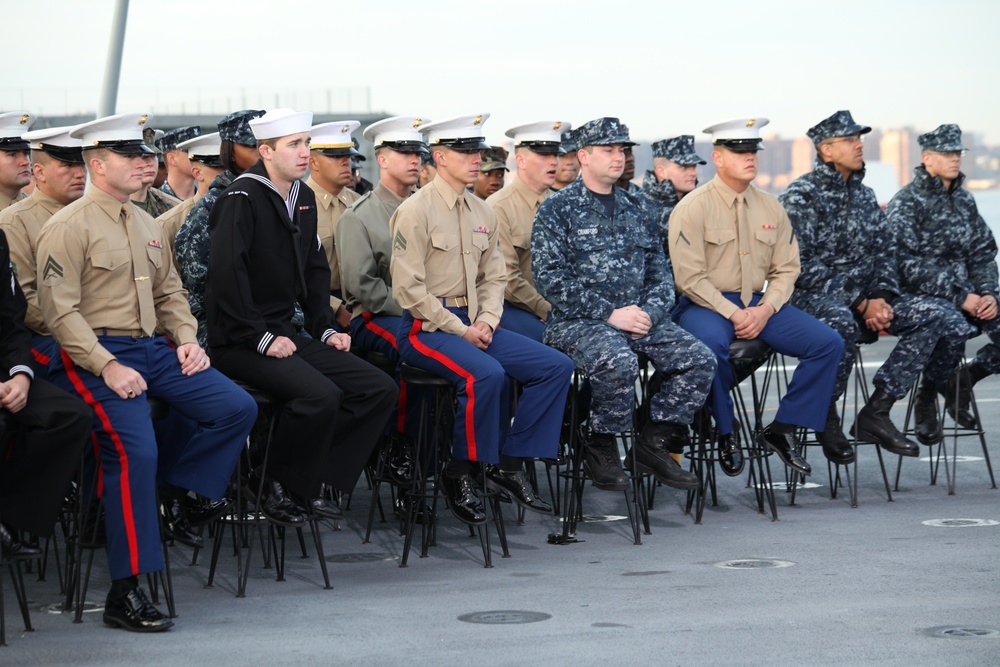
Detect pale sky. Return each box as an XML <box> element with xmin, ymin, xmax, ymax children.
<box><xmin>6</xmin><ymin>0</ymin><xmax>1000</xmax><ymax>145</ymax></box>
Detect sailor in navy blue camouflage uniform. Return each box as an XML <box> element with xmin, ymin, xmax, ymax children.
<box><xmin>887</xmin><ymin>124</ymin><xmax>1000</xmax><ymax>428</ymax></box>
<box><xmin>390</xmin><ymin>114</ymin><xmax>573</xmax><ymax>524</ymax></box>
<box><xmin>533</xmin><ymin>117</ymin><xmax>712</xmax><ymax>492</ymax></box>
<box><xmin>175</xmin><ymin>110</ymin><xmax>264</xmax><ymax>348</ymax></box>
<box><xmin>640</xmin><ymin>135</ymin><xmax>705</xmax><ymax>253</ymax></box>
<box><xmin>780</xmin><ymin>111</ymin><xmax>970</xmax><ymax>458</ymax></box>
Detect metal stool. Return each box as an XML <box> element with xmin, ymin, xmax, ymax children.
<box><xmin>206</xmin><ymin>384</ymin><xmax>331</xmax><ymax>596</ymax></box>
<box><xmin>397</xmin><ymin>363</ymin><xmax>509</xmax><ymax>568</ymax></box>
<box><xmin>686</xmin><ymin>339</ymin><xmax>778</xmax><ymax>523</ymax></box>
<box><xmin>898</xmin><ymin>357</ymin><xmax>996</xmax><ymax>495</ymax></box>
<box><xmin>360</xmin><ymin>350</ymin><xmax>403</xmax><ymax>543</ymax></box>
<box><xmin>0</xmin><ymin>413</ymin><xmax>33</xmax><ymax>645</ymax></box>
<box><xmin>791</xmin><ymin>332</ymin><xmax>894</xmax><ymax>507</ymax></box>
<box><xmin>551</xmin><ymin>368</ymin><xmax>650</xmax><ymax>546</ymax></box>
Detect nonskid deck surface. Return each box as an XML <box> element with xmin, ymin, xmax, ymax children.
<box><xmin>4</xmin><ymin>336</ymin><xmax>999</xmax><ymax>666</ymax></box>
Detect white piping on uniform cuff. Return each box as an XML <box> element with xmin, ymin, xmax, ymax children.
<box><xmin>320</xmin><ymin>329</ymin><xmax>336</xmax><ymax>343</ymax></box>
<box><xmin>10</xmin><ymin>365</ymin><xmax>34</xmax><ymax>380</ymax></box>
<box><xmin>257</xmin><ymin>332</ymin><xmax>275</xmax><ymax>355</ymax></box>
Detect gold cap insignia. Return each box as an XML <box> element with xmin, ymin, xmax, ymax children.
<box><xmin>413</xmin><ymin>118</ymin><xmax>423</xmax><ymax>128</ymax></box>
<box><xmin>341</xmin><ymin>124</ymin><xmax>350</xmax><ymax>133</ymax></box>
<box><xmin>19</xmin><ymin>114</ymin><xmax>30</xmax><ymax>125</ymax></box>
<box><xmin>138</xmin><ymin>114</ymin><xmax>148</xmax><ymax>126</ymax></box>
<box><xmin>473</xmin><ymin>115</ymin><xmax>483</xmax><ymax>125</ymax></box>
<box><xmin>553</xmin><ymin>121</ymin><xmax>562</xmax><ymax>130</ymax></box>
<box><xmin>746</xmin><ymin>119</ymin><xmax>756</xmax><ymax>127</ymax></box>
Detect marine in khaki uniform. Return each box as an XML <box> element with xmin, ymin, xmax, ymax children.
<box><xmin>338</xmin><ymin>115</ymin><xmax>430</xmax><ymax>488</ymax></box>
<box><xmin>669</xmin><ymin>117</ymin><xmax>843</xmax><ymax>477</ymax></box>
<box><xmin>0</xmin><ymin>112</ymin><xmax>35</xmax><ymax>210</ymax></box>
<box><xmin>36</xmin><ymin>112</ymin><xmax>256</xmax><ymax>634</ymax></box>
<box><xmin>390</xmin><ymin>113</ymin><xmax>573</xmax><ymax>524</ymax></box>
<box><xmin>157</xmin><ymin>131</ymin><xmax>224</xmax><ymax>256</ymax></box>
<box><xmin>0</xmin><ymin>124</ymin><xmax>87</xmax><ymax>376</ymax></box>
<box><xmin>486</xmin><ymin>120</ymin><xmax>569</xmax><ymax>342</ymax></box>
<box><xmin>306</xmin><ymin>120</ymin><xmax>363</xmax><ymax>331</ymax></box>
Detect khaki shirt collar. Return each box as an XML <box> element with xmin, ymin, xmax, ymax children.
<box><xmin>710</xmin><ymin>174</ymin><xmax>753</xmax><ymax>211</ymax></box>
<box><xmin>306</xmin><ymin>176</ymin><xmax>352</xmax><ymax>211</ymax></box>
<box><xmin>430</xmin><ymin>173</ymin><xmax>466</xmax><ymax>212</ymax></box>
<box><xmin>374</xmin><ymin>181</ymin><xmax>405</xmax><ymax>206</ymax></box>
<box><xmin>28</xmin><ymin>188</ymin><xmax>66</xmax><ymax>214</ymax></box>
<box><xmin>87</xmin><ymin>185</ymin><xmax>131</xmax><ymax>223</ymax></box>
<box><xmin>512</xmin><ymin>173</ymin><xmax>547</xmax><ymax>210</ymax></box>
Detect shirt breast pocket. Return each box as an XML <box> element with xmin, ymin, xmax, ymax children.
<box><xmin>145</xmin><ymin>245</ymin><xmax>163</xmax><ymax>270</ymax></box>
<box><xmin>754</xmin><ymin>227</ymin><xmax>777</xmax><ymax>264</ymax></box>
<box><xmin>430</xmin><ymin>232</ymin><xmax>459</xmax><ymax>254</ymax></box>
<box><xmin>89</xmin><ymin>248</ymin><xmax>131</xmax><ymax>297</ymax></box>
<box><xmin>471</xmin><ymin>232</ymin><xmax>491</xmax><ymax>256</ymax></box>
<box><xmin>706</xmin><ymin>228</ymin><xmax>736</xmax><ymax>246</ymax></box>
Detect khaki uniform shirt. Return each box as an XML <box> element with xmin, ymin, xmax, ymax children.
<box><xmin>156</xmin><ymin>193</ymin><xmax>201</xmax><ymax>260</ymax></box>
<box><xmin>390</xmin><ymin>174</ymin><xmax>505</xmax><ymax>336</ymax></box>
<box><xmin>0</xmin><ymin>189</ymin><xmax>66</xmax><ymax>334</ymax></box>
<box><xmin>306</xmin><ymin>176</ymin><xmax>361</xmax><ymax>311</ymax></box>
<box><xmin>1</xmin><ymin>191</ymin><xmax>27</xmax><ymax>210</ymax></box>
<box><xmin>337</xmin><ymin>182</ymin><xmax>405</xmax><ymax>319</ymax></box>
<box><xmin>668</xmin><ymin>175</ymin><xmax>800</xmax><ymax>320</ymax></box>
<box><xmin>37</xmin><ymin>186</ymin><xmax>198</xmax><ymax>375</ymax></box>
<box><xmin>487</xmin><ymin>174</ymin><xmax>551</xmax><ymax>319</ymax></box>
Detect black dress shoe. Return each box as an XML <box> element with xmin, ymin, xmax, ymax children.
<box><xmin>183</xmin><ymin>496</ymin><xmax>232</xmax><ymax>526</ymax></box>
<box><xmin>247</xmin><ymin>471</ymin><xmax>306</xmax><ymax>526</ymax></box>
<box><xmin>0</xmin><ymin>522</ymin><xmax>42</xmax><ymax>559</ymax></box>
<box><xmin>583</xmin><ymin>434</ymin><xmax>629</xmax><ymax>491</ymax></box>
<box><xmin>762</xmin><ymin>425</ymin><xmax>812</xmax><ymax>475</ymax></box>
<box><xmin>159</xmin><ymin>498</ymin><xmax>203</xmax><ymax>549</ymax></box>
<box><xmin>628</xmin><ymin>423</ymin><xmax>698</xmax><ymax>490</ymax></box>
<box><xmin>717</xmin><ymin>423</ymin><xmax>745</xmax><ymax>477</ymax></box>
<box><xmin>103</xmin><ymin>585</ymin><xmax>173</xmax><ymax>633</ymax></box>
<box><xmin>484</xmin><ymin>466</ymin><xmax>553</xmax><ymax>514</ymax></box>
<box><xmin>307</xmin><ymin>497</ymin><xmax>344</xmax><ymax>520</ymax></box>
<box><xmin>439</xmin><ymin>473</ymin><xmax>486</xmax><ymax>525</ymax></box>
<box><xmin>386</xmin><ymin>434</ymin><xmax>416</xmax><ymax>487</ymax></box>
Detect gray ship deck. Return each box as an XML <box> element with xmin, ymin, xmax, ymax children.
<box><xmin>3</xmin><ymin>336</ymin><xmax>998</xmax><ymax>666</ymax></box>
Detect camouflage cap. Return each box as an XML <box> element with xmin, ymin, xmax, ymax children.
<box><xmin>918</xmin><ymin>124</ymin><xmax>968</xmax><ymax>152</ymax></box>
<box><xmin>560</xmin><ymin>128</ymin><xmax>579</xmax><ymax>154</ymax></box>
<box><xmin>157</xmin><ymin>125</ymin><xmax>201</xmax><ymax>152</ymax></box>
<box><xmin>574</xmin><ymin>117</ymin><xmax>637</xmax><ymax>148</ymax></box>
<box><xmin>807</xmin><ymin>110</ymin><xmax>871</xmax><ymax>145</ymax></box>
<box><xmin>143</xmin><ymin>127</ymin><xmax>164</xmax><ymax>155</ymax></box>
<box><xmin>217</xmin><ymin>109</ymin><xmax>265</xmax><ymax>146</ymax></box>
<box><xmin>479</xmin><ymin>145</ymin><xmax>509</xmax><ymax>172</ymax></box>
<box><xmin>651</xmin><ymin>135</ymin><xmax>706</xmax><ymax>165</ymax></box>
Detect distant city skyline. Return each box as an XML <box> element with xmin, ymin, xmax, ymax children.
<box><xmin>5</xmin><ymin>1</ymin><xmax>1000</xmax><ymax>144</ymax></box>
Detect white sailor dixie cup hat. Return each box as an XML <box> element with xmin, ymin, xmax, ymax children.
<box><xmin>505</xmin><ymin>120</ymin><xmax>571</xmax><ymax>155</ymax></box>
<box><xmin>178</xmin><ymin>131</ymin><xmax>223</xmax><ymax>167</ymax></box>
<box><xmin>249</xmin><ymin>108</ymin><xmax>313</xmax><ymax>141</ymax></box>
<box><xmin>70</xmin><ymin>112</ymin><xmax>157</xmax><ymax>155</ymax></box>
<box><xmin>363</xmin><ymin>116</ymin><xmax>431</xmax><ymax>154</ymax></box>
<box><xmin>421</xmin><ymin>114</ymin><xmax>491</xmax><ymax>152</ymax></box>
<box><xmin>703</xmin><ymin>117</ymin><xmax>769</xmax><ymax>152</ymax></box>
<box><xmin>310</xmin><ymin>120</ymin><xmax>361</xmax><ymax>157</ymax></box>
<box><xmin>22</xmin><ymin>124</ymin><xmax>84</xmax><ymax>164</ymax></box>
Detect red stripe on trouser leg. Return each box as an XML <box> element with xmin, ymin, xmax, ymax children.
<box><xmin>60</xmin><ymin>349</ymin><xmax>141</xmax><ymax>575</ymax></box>
<box><xmin>363</xmin><ymin>312</ymin><xmax>398</xmax><ymax>347</ymax></box>
<box><xmin>406</xmin><ymin>319</ymin><xmax>478</xmax><ymax>460</ymax></box>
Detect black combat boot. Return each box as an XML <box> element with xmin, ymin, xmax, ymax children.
<box><xmin>941</xmin><ymin>362</ymin><xmax>988</xmax><ymax>429</ymax></box>
<box><xmin>852</xmin><ymin>388</ymin><xmax>920</xmax><ymax>457</ymax></box>
<box><xmin>914</xmin><ymin>379</ymin><xmax>943</xmax><ymax>445</ymax></box>
<box><xmin>817</xmin><ymin>403</ymin><xmax>855</xmax><ymax>464</ymax></box>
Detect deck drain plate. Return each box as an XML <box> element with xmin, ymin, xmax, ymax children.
<box><xmin>458</xmin><ymin>610</ymin><xmax>551</xmax><ymax>625</ymax></box>
<box><xmin>326</xmin><ymin>552</ymin><xmax>397</xmax><ymax>563</ymax></box>
<box><xmin>714</xmin><ymin>558</ymin><xmax>795</xmax><ymax>569</ymax></box>
<box><xmin>922</xmin><ymin>518</ymin><xmax>999</xmax><ymax>528</ymax></box>
<box><xmin>924</xmin><ymin>626</ymin><xmax>1000</xmax><ymax>639</ymax></box>
<box><xmin>46</xmin><ymin>600</ymin><xmax>102</xmax><ymax>614</ymax></box>
<box><xmin>559</xmin><ymin>514</ymin><xmax>627</xmax><ymax>523</ymax></box>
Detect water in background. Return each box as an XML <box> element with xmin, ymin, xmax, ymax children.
<box><xmin>973</xmin><ymin>189</ymin><xmax>1000</xmax><ymax>242</ymax></box>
